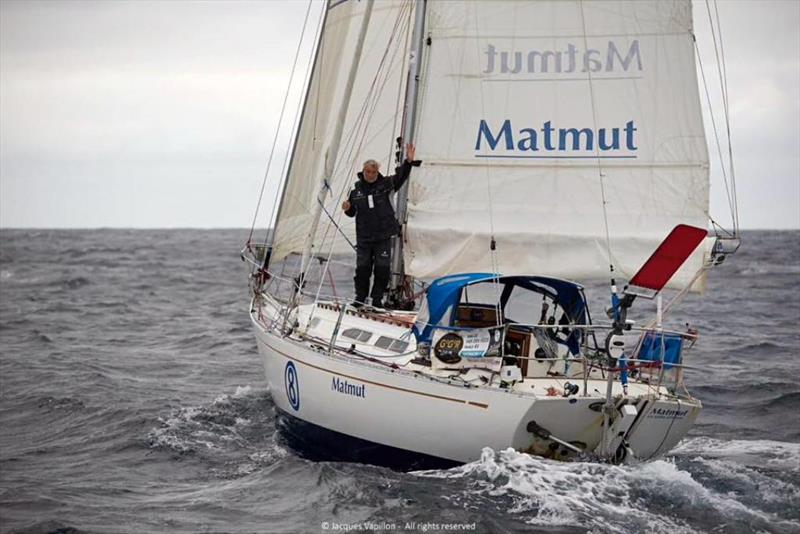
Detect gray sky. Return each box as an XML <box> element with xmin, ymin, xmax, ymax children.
<box><xmin>1</xmin><ymin>0</ymin><xmax>798</xmax><ymax>229</ymax></box>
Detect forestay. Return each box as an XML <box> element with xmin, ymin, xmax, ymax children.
<box><xmin>405</xmin><ymin>0</ymin><xmax>710</xmax><ymax>288</ymax></box>
<box><xmin>272</xmin><ymin>0</ymin><xmax>413</xmax><ymax>263</ymax></box>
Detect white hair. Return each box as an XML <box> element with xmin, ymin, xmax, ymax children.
<box><xmin>362</xmin><ymin>159</ymin><xmax>380</xmax><ymax>169</ymax></box>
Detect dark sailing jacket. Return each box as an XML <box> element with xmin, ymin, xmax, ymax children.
<box><xmin>344</xmin><ymin>159</ymin><xmax>420</xmax><ymax>242</ymax></box>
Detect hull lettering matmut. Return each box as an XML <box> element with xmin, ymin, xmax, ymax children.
<box><xmin>332</xmin><ymin>376</ymin><xmax>366</xmax><ymax>399</ymax></box>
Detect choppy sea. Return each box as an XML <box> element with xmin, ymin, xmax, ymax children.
<box><xmin>0</xmin><ymin>229</ymin><xmax>798</xmax><ymax>534</ymax></box>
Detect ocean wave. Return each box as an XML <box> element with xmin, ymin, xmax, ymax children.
<box><xmin>147</xmin><ymin>386</ymin><xmax>255</xmax><ymax>454</ymax></box>
<box><xmin>764</xmin><ymin>391</ymin><xmax>800</xmax><ymax>410</ymax></box>
<box><xmin>738</xmin><ymin>262</ymin><xmax>800</xmax><ymax>276</ymax></box>
<box><xmin>672</xmin><ymin>437</ymin><xmax>800</xmax><ymax>472</ymax></box>
<box><xmin>734</xmin><ymin>340</ymin><xmax>790</xmax><ymax>352</ymax></box>
<box><xmin>2</xmin><ymin>229</ymin><xmax>799</xmax><ymax>532</ymax></box>
<box><xmin>417</xmin><ymin>447</ymin><xmax>799</xmax><ymax>533</ymax></box>
<box><xmin>62</xmin><ymin>276</ymin><xmax>93</xmax><ymax>290</ymax></box>
<box><xmin>36</xmin><ymin>396</ymin><xmax>86</xmax><ymax>412</ymax></box>
<box><xmin>146</xmin><ymin>385</ymin><xmax>286</xmax><ymax>477</ymax></box>
<box><xmin>30</xmin><ymin>329</ymin><xmax>53</xmax><ymax>343</ymax></box>
<box><xmin>691</xmin><ymin>381</ymin><xmax>797</xmax><ymax>399</ymax></box>
<box><xmin>12</xmin><ymin>520</ymin><xmax>99</xmax><ymax>534</ymax></box>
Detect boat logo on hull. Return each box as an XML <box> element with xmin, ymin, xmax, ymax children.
<box><xmin>332</xmin><ymin>377</ymin><xmax>366</xmax><ymax>399</ymax></box>
<box><xmin>648</xmin><ymin>407</ymin><xmax>689</xmax><ymax>419</ymax></box>
<box><xmin>284</xmin><ymin>361</ymin><xmax>300</xmax><ymax>411</ymax></box>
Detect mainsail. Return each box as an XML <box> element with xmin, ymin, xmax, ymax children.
<box><xmin>405</xmin><ymin>0</ymin><xmax>710</xmax><ymax>287</ymax></box>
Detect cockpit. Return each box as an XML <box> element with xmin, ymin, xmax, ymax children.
<box><xmin>412</xmin><ymin>274</ymin><xmax>591</xmax><ymax>376</ymax></box>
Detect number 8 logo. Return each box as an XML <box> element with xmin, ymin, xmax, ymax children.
<box><xmin>284</xmin><ymin>361</ymin><xmax>300</xmax><ymax>411</ymax></box>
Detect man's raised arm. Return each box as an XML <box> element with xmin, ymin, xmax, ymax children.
<box><xmin>391</xmin><ymin>143</ymin><xmax>421</xmax><ymax>192</ymax></box>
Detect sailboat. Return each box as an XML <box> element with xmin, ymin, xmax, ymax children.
<box><xmin>242</xmin><ymin>0</ymin><xmax>739</xmax><ymax>470</ymax></box>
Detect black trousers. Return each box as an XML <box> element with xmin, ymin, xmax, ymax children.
<box><xmin>354</xmin><ymin>238</ymin><xmax>391</xmax><ymax>303</ymax></box>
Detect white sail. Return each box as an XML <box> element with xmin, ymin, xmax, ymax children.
<box><xmin>405</xmin><ymin>0</ymin><xmax>710</xmax><ymax>287</ymax></box>
<box><xmin>272</xmin><ymin>0</ymin><xmax>413</xmax><ymax>263</ymax></box>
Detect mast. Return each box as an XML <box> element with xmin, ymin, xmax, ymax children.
<box><xmin>295</xmin><ymin>0</ymin><xmax>375</xmax><ymax>298</ymax></box>
<box><xmin>388</xmin><ymin>0</ymin><xmax>427</xmax><ymax>303</ymax></box>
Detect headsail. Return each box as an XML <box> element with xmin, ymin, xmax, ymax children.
<box><xmin>405</xmin><ymin>0</ymin><xmax>710</xmax><ymax>288</ymax></box>
<box><xmin>271</xmin><ymin>0</ymin><xmax>414</xmax><ymax>263</ymax></box>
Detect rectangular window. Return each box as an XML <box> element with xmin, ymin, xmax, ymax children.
<box><xmin>390</xmin><ymin>340</ymin><xmax>409</xmax><ymax>353</ymax></box>
<box><xmin>342</xmin><ymin>328</ymin><xmax>372</xmax><ymax>342</ymax></box>
<box><xmin>376</xmin><ymin>336</ymin><xmax>409</xmax><ymax>353</ymax></box>
<box><xmin>375</xmin><ymin>336</ymin><xmax>393</xmax><ymax>349</ymax></box>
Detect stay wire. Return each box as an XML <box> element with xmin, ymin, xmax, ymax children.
<box><xmin>578</xmin><ymin>0</ymin><xmax>615</xmax><ymax>276</ymax></box>
<box><xmin>327</xmin><ymin>0</ymin><xmax>411</xmax><ymax>188</ymax></box>
<box><xmin>246</xmin><ymin>0</ymin><xmax>315</xmax><ymax>246</ymax></box>
<box><xmin>318</xmin><ymin>0</ymin><xmax>408</xmax><ymax>254</ymax></box>
<box><xmin>310</xmin><ymin>3</ymin><xmax>412</xmax><ymax>310</ymax></box>
<box><xmin>320</xmin><ymin>1</ymin><xmax>411</xmax><ymax>246</ymax></box>
<box><xmin>307</xmin><ymin>2</ymin><xmax>412</xmax><ymax>305</ymax></box>
<box><xmin>471</xmin><ymin>3</ymin><xmax>502</xmax><ymax>324</ymax></box>
<box><xmin>710</xmin><ymin>0</ymin><xmax>739</xmax><ymax>234</ymax></box>
<box><xmin>388</xmin><ymin>1</ymin><xmax>414</xmax><ymax>166</ymax></box>
<box><xmin>694</xmin><ymin>37</ymin><xmax>736</xmax><ymax>231</ymax></box>
<box><xmin>273</xmin><ymin>0</ymin><xmax>404</xmax><ymax>263</ymax></box>
<box><xmin>704</xmin><ymin>0</ymin><xmax>737</xmax><ymax>233</ymax></box>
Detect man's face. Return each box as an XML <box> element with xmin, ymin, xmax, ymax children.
<box><xmin>363</xmin><ymin>164</ymin><xmax>379</xmax><ymax>183</ymax></box>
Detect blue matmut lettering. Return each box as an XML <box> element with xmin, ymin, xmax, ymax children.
<box><xmin>475</xmin><ymin>119</ymin><xmax>637</xmax><ymax>157</ymax></box>
<box><xmin>331</xmin><ymin>377</ymin><xmax>366</xmax><ymax>398</ymax></box>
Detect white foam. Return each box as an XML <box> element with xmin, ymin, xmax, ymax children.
<box><xmin>417</xmin><ymin>447</ymin><xmax>800</xmax><ymax>532</ymax></box>
<box><xmin>418</xmin><ymin>449</ymin><xmax>694</xmax><ymax>532</ymax></box>
<box><xmin>148</xmin><ymin>386</ymin><xmax>260</xmax><ymax>454</ymax></box>
<box><xmin>233</xmin><ymin>385</ymin><xmax>253</xmax><ymax>398</ymax></box>
<box><xmin>693</xmin><ymin>457</ymin><xmax>800</xmax><ymax>504</ymax></box>
<box><xmin>210</xmin><ymin>385</ymin><xmax>254</xmax><ymax>406</ymax></box>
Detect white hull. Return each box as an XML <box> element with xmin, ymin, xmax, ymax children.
<box><xmin>251</xmin><ymin>299</ymin><xmax>701</xmax><ymax>466</ymax></box>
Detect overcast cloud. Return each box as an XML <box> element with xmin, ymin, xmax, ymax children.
<box><xmin>1</xmin><ymin>0</ymin><xmax>798</xmax><ymax>229</ymax></box>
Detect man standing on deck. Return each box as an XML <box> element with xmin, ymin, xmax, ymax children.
<box><xmin>341</xmin><ymin>144</ymin><xmax>420</xmax><ymax>309</ymax></box>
